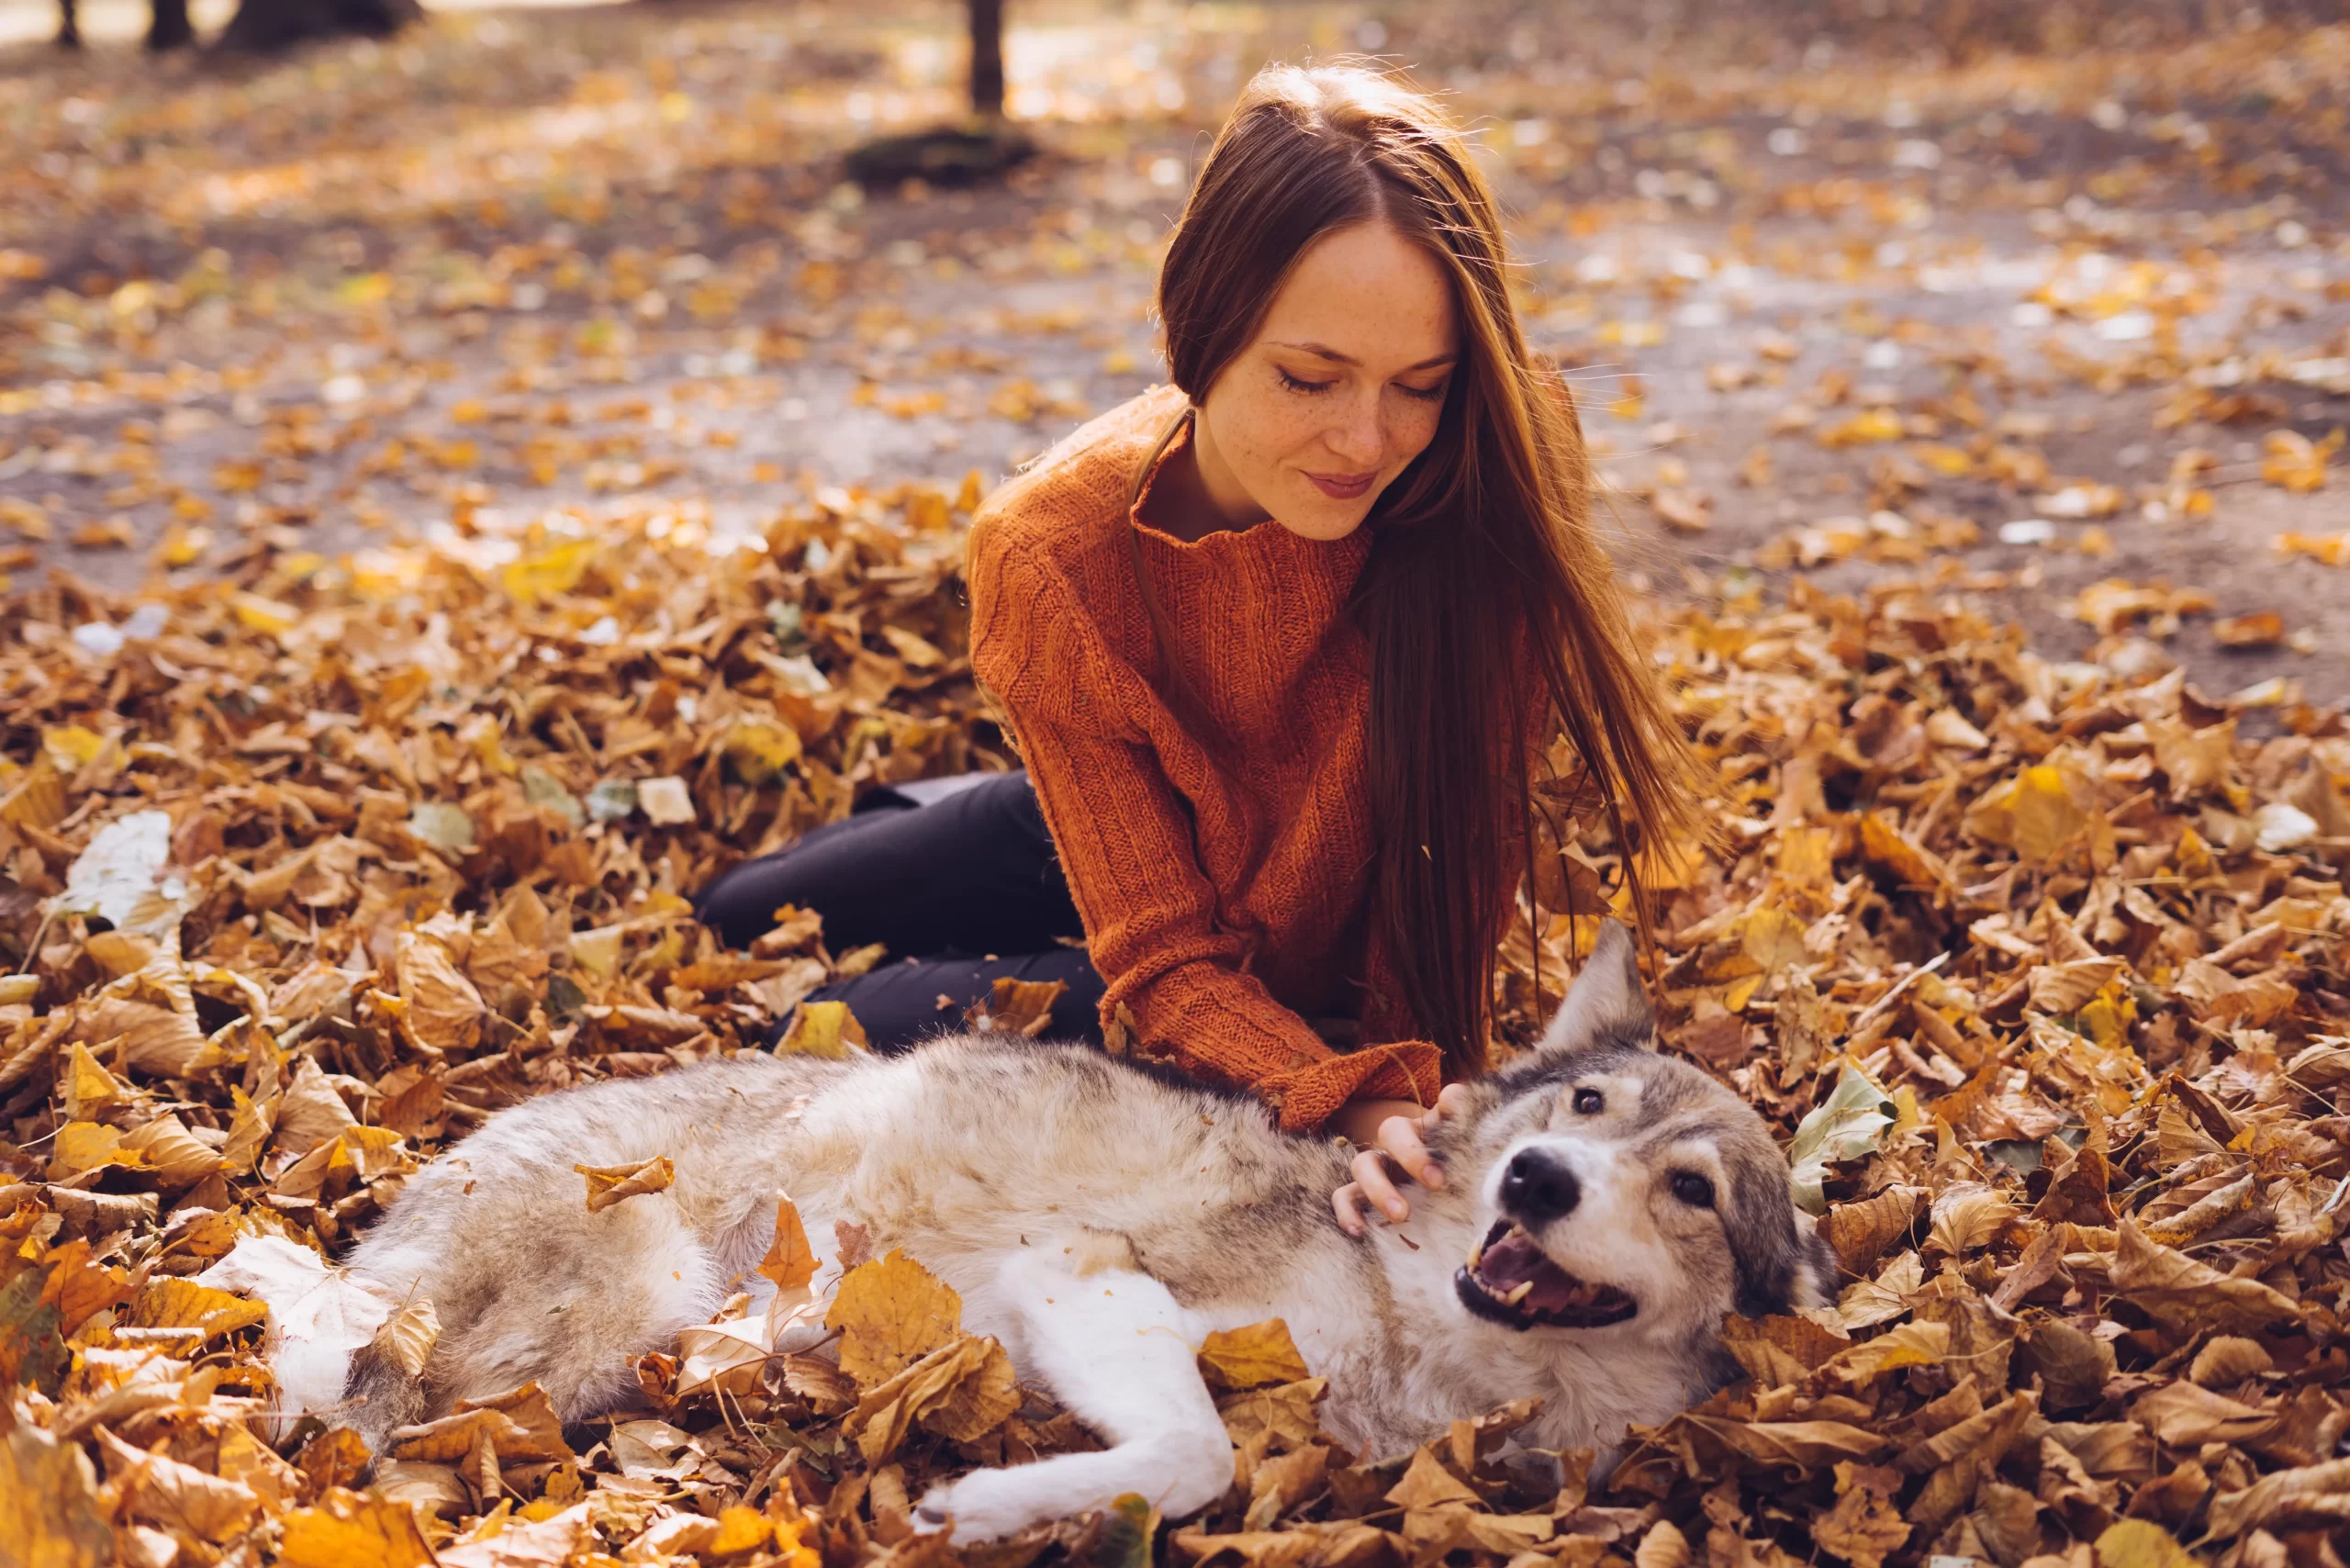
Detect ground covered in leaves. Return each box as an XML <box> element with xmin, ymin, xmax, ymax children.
<box><xmin>9</xmin><ymin>457</ymin><xmax>2350</xmax><ymax>1568</ymax></box>
<box><xmin>9</xmin><ymin>1</ymin><xmax>2350</xmax><ymax>1566</ymax></box>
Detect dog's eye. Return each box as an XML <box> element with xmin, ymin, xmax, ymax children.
<box><xmin>1572</xmin><ymin>1088</ymin><xmax>1604</xmax><ymax>1114</ymax></box>
<box><xmin>1671</xmin><ymin>1171</ymin><xmax>1716</xmax><ymax>1208</ymax></box>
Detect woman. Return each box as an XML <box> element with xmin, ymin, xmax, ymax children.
<box><xmin>695</xmin><ymin>62</ymin><xmax>1696</xmax><ymax>1232</ymax></box>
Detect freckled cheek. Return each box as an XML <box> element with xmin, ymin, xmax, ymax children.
<box><xmin>1215</xmin><ymin>388</ymin><xmax>1319</xmax><ymax>487</ymax></box>
<box><xmin>1384</xmin><ymin>408</ymin><xmax>1443</xmax><ymax>471</ymax></box>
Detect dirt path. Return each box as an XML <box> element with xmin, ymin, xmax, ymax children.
<box><xmin>3</xmin><ymin>0</ymin><xmax>2345</xmax><ymax>701</ymax></box>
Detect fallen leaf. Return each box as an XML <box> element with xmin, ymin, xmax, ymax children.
<box><xmin>1199</xmin><ymin>1319</ymin><xmax>1313</xmax><ymax>1391</ymax></box>
<box><xmin>827</xmin><ymin>1249</ymin><xmax>962</xmax><ymax>1389</ymax></box>
<box><xmin>576</xmin><ymin>1155</ymin><xmax>676</xmax><ymax>1213</ymax></box>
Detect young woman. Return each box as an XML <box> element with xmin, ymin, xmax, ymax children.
<box><xmin>695</xmin><ymin>62</ymin><xmax>1696</xmax><ymax>1232</ymax></box>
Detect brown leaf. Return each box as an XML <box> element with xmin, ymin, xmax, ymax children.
<box><xmin>2129</xmin><ymin>1381</ymin><xmax>2277</xmax><ymax>1447</ymax></box>
<box><xmin>1385</xmin><ymin>1446</ymin><xmax>1480</xmax><ymax>1510</ymax></box>
<box><xmin>397</xmin><ymin>932</ymin><xmax>487</xmax><ymax>1055</ymax></box>
<box><xmin>1821</xmin><ymin>1185</ymin><xmax>1925</xmax><ymax>1274</ymax></box>
<box><xmin>1217</xmin><ymin>1379</ymin><xmax>1327</xmax><ymax>1451</ymax></box>
<box><xmin>2109</xmin><ymin>1218</ymin><xmax>2301</xmax><ymax>1337</ymax></box>
<box><xmin>576</xmin><ymin>1155</ymin><xmax>675</xmax><ymax>1213</ymax></box>
<box><xmin>2208</xmin><ymin>1457</ymin><xmax>2350</xmax><ymax>1538</ymax></box>
<box><xmin>845</xmin><ymin>1333</ymin><xmax>1017</xmax><ymax>1463</ymax></box>
<box><xmin>1705</xmin><ymin>1417</ymin><xmax>1892</xmax><ymax>1467</ymax></box>
<box><xmin>1812</xmin><ymin>1462</ymin><xmax>1909</xmax><ymax>1568</ymax></box>
<box><xmin>95</xmin><ymin>1427</ymin><xmax>263</xmax><ymax>1542</ymax></box>
<box><xmin>274</xmin><ymin>1055</ymin><xmax>359</xmax><ymax>1157</ymax></box>
<box><xmin>2029</xmin><ymin>957</ymin><xmax>2128</xmax><ymax>1014</ymax></box>
<box><xmin>966</xmin><ymin>975</ymin><xmax>1068</xmax><ymax>1037</ymax></box>
<box><xmin>371</xmin><ymin>1296</ymin><xmax>441</xmax><ymax>1380</ymax></box>
<box><xmin>1719</xmin><ymin>1313</ymin><xmax>1850</xmax><ymax>1385</ymax></box>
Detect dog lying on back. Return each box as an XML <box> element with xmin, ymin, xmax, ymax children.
<box><xmin>281</xmin><ymin>922</ymin><xmax>1832</xmax><ymax>1541</ymax></box>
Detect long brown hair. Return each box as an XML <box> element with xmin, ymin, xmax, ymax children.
<box><xmin>1143</xmin><ymin>62</ymin><xmax>1701</xmax><ymax>1079</ymax></box>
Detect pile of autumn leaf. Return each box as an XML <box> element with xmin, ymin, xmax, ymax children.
<box><xmin>6</xmin><ymin>487</ymin><xmax>2350</xmax><ymax>1568</ymax></box>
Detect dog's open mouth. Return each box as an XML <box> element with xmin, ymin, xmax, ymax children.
<box><xmin>1455</xmin><ymin>1221</ymin><xmax>1638</xmax><ymax>1330</ymax></box>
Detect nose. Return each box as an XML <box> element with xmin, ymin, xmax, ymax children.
<box><xmin>1499</xmin><ymin>1148</ymin><xmax>1581</xmax><ymax>1226</ymax></box>
<box><xmin>1324</xmin><ymin>396</ymin><xmax>1382</xmax><ymax>469</ymax></box>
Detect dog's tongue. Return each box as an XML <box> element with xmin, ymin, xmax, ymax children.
<box><xmin>1476</xmin><ymin>1229</ymin><xmax>1583</xmax><ymax>1314</ymax></box>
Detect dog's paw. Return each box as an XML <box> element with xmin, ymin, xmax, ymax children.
<box><xmin>912</xmin><ymin>1469</ymin><xmax>1068</xmax><ymax>1546</ymax></box>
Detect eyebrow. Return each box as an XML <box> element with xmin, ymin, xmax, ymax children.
<box><xmin>1268</xmin><ymin>341</ymin><xmax>1458</xmax><ymax>372</ymax></box>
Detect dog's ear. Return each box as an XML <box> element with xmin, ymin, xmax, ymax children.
<box><xmin>1536</xmin><ymin>920</ymin><xmax>1652</xmax><ymax>1055</ymax></box>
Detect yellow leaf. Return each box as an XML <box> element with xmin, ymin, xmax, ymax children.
<box><xmin>48</xmin><ymin>1121</ymin><xmax>148</xmax><ymax>1180</ymax></box>
<box><xmin>41</xmin><ymin>725</ymin><xmax>106</xmax><ymax>769</ymax></box>
<box><xmin>1964</xmin><ymin>764</ymin><xmax>2092</xmax><ymax>865</ymax></box>
<box><xmin>277</xmin><ymin>1488</ymin><xmax>437</xmax><ymax>1568</ymax></box>
<box><xmin>776</xmin><ymin>999</ymin><xmax>869</xmax><ymax>1058</ymax></box>
<box><xmin>335</xmin><ymin>273</ymin><xmax>395</xmax><ymax>307</ymax></box>
<box><xmin>1859</xmin><ymin>812</ymin><xmax>1951</xmax><ymax>896</ymax></box>
<box><xmin>0</xmin><ymin>1424</ymin><xmax>112</xmax><ymax>1568</ymax></box>
<box><xmin>759</xmin><ymin>1195</ymin><xmax>820</xmax><ymax>1293</ymax></box>
<box><xmin>1909</xmin><ymin>442</ymin><xmax>1975</xmax><ymax>476</ymax></box>
<box><xmin>827</xmin><ymin>1249</ymin><xmax>963</xmax><ymax>1390</ymax></box>
<box><xmin>124</xmin><ymin>1278</ymin><xmax>270</xmax><ymax>1340</ymax></box>
<box><xmin>723</xmin><ymin>719</ymin><xmax>803</xmax><ymax>784</ymax></box>
<box><xmin>1818</xmin><ymin>408</ymin><xmax>1905</xmax><ymax>447</ymax></box>
<box><xmin>61</xmin><ymin>1045</ymin><xmax>125</xmax><ymax>1120</ymax></box>
<box><xmin>1198</xmin><ymin>1319</ymin><xmax>1313</xmax><ymax>1391</ymax></box>
<box><xmin>710</xmin><ymin>1506</ymin><xmax>774</xmax><ymax>1555</ymax></box>
<box><xmin>230</xmin><ymin>593</ymin><xmax>300</xmax><ymax>634</ymax></box>
<box><xmin>1740</xmin><ymin>905</ymin><xmax>1810</xmax><ymax>977</ymax></box>
<box><xmin>2095</xmin><ymin>1519</ymin><xmax>2197</xmax><ymax>1568</ymax></box>
<box><xmin>2260</xmin><ymin>429</ymin><xmax>2336</xmax><ymax>493</ymax></box>
<box><xmin>576</xmin><ymin>1155</ymin><xmax>675</xmax><ymax>1213</ymax></box>
<box><xmin>498</xmin><ymin>537</ymin><xmax>600</xmax><ymax>604</ymax></box>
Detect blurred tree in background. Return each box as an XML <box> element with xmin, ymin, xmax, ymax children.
<box><xmin>215</xmin><ymin>0</ymin><xmax>420</xmax><ymax>50</ymax></box>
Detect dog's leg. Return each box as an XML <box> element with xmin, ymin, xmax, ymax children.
<box><xmin>914</xmin><ymin>1250</ymin><xmax>1232</xmax><ymax>1544</ymax></box>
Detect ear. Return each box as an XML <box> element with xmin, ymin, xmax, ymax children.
<box><xmin>1537</xmin><ymin>919</ymin><xmax>1651</xmax><ymax>1055</ymax></box>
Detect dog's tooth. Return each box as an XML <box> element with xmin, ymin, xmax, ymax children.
<box><xmin>1468</xmin><ymin>1242</ymin><xmax>1483</xmax><ymax>1269</ymax></box>
<box><xmin>1502</xmin><ymin>1281</ymin><xmax>1534</xmax><ymax>1306</ymax></box>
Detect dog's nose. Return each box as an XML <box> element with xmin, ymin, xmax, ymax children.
<box><xmin>1499</xmin><ymin>1148</ymin><xmax>1581</xmax><ymax>1225</ymax></box>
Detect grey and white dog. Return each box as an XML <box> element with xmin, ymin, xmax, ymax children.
<box><xmin>297</xmin><ymin>922</ymin><xmax>1831</xmax><ymax>1541</ymax></box>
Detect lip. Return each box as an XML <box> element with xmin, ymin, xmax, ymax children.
<box><xmin>1455</xmin><ymin>1219</ymin><xmax>1638</xmax><ymax>1331</ymax></box>
<box><xmin>1304</xmin><ymin>468</ymin><xmax>1378</xmax><ymax>501</ymax></box>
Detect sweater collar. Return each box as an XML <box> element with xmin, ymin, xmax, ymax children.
<box><xmin>1127</xmin><ymin>409</ymin><xmax>1372</xmax><ymax>592</ymax></box>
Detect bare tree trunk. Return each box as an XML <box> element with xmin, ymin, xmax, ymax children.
<box><xmin>147</xmin><ymin>0</ymin><xmax>195</xmax><ymax>50</ymax></box>
<box><xmin>968</xmin><ymin>0</ymin><xmax>1004</xmax><ymax>118</ymax></box>
<box><xmin>217</xmin><ymin>0</ymin><xmax>418</xmax><ymax>52</ymax></box>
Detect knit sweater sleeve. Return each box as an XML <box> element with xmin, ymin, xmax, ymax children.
<box><xmin>969</xmin><ymin>529</ymin><xmax>1440</xmax><ymax>1134</ymax></box>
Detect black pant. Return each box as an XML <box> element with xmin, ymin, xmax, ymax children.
<box><xmin>692</xmin><ymin>770</ymin><xmax>1105</xmax><ymax>1048</ymax></box>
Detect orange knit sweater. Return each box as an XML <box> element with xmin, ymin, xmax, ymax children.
<box><xmin>967</xmin><ymin>385</ymin><xmax>1445</xmax><ymax>1134</ymax></box>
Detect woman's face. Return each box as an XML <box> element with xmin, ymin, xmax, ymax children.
<box><xmin>1192</xmin><ymin>220</ymin><xmax>1460</xmax><ymax>543</ymax></box>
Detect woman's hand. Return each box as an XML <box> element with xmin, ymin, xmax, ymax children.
<box><xmin>1331</xmin><ymin>1083</ymin><xmax>1474</xmax><ymax>1237</ymax></box>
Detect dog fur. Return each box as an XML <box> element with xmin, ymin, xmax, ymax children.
<box><xmin>306</xmin><ymin>923</ymin><xmax>1832</xmax><ymax>1541</ymax></box>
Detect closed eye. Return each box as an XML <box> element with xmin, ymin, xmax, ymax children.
<box><xmin>1397</xmin><ymin>380</ymin><xmax>1449</xmax><ymax>402</ymax></box>
<box><xmin>1277</xmin><ymin>368</ymin><xmax>1335</xmax><ymax>395</ymax></box>
<box><xmin>1671</xmin><ymin>1171</ymin><xmax>1716</xmax><ymax>1208</ymax></box>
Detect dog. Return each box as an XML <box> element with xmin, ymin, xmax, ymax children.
<box><xmin>280</xmin><ymin>921</ymin><xmax>1832</xmax><ymax>1542</ymax></box>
